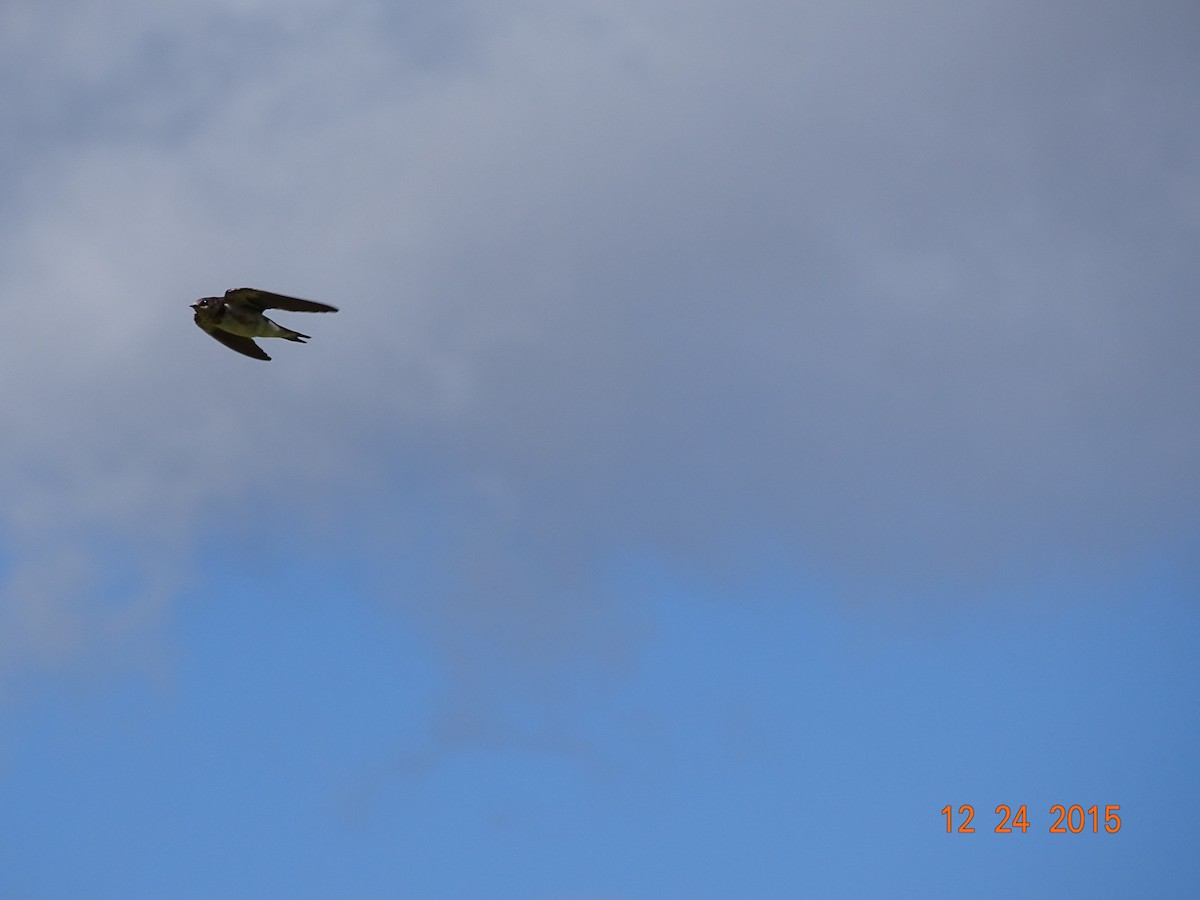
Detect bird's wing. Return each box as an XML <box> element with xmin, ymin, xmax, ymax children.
<box><xmin>225</xmin><ymin>287</ymin><xmax>338</xmax><ymax>313</ymax></box>
<box><xmin>195</xmin><ymin>318</ymin><xmax>272</xmax><ymax>360</ymax></box>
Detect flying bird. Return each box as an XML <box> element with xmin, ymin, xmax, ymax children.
<box><xmin>191</xmin><ymin>288</ymin><xmax>338</xmax><ymax>360</ymax></box>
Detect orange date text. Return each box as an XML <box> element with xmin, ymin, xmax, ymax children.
<box><xmin>941</xmin><ymin>804</ymin><xmax>1121</xmax><ymax>834</ymax></box>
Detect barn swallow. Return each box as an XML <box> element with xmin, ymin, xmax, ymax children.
<box><xmin>191</xmin><ymin>287</ymin><xmax>338</xmax><ymax>360</ymax></box>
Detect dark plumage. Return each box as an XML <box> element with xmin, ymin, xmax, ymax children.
<box><xmin>192</xmin><ymin>288</ymin><xmax>338</xmax><ymax>360</ymax></box>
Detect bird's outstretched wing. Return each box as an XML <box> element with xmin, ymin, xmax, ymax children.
<box><xmin>196</xmin><ymin>321</ymin><xmax>272</xmax><ymax>360</ymax></box>
<box><xmin>225</xmin><ymin>288</ymin><xmax>338</xmax><ymax>314</ymax></box>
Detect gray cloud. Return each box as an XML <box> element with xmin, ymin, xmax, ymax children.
<box><xmin>2</xmin><ymin>0</ymin><xmax>1198</xmax><ymax>688</ymax></box>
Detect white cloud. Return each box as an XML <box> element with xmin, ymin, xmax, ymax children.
<box><xmin>1</xmin><ymin>0</ymin><xmax>1198</xmax><ymax>685</ymax></box>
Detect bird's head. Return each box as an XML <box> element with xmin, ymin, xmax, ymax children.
<box><xmin>191</xmin><ymin>297</ymin><xmax>224</xmax><ymax>324</ymax></box>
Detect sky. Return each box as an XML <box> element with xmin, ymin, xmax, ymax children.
<box><xmin>1</xmin><ymin>0</ymin><xmax>1198</xmax><ymax>896</ymax></box>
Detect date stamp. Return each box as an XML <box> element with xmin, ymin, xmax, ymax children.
<box><xmin>942</xmin><ymin>804</ymin><xmax>1121</xmax><ymax>834</ymax></box>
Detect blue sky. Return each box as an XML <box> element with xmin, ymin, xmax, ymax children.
<box><xmin>2</xmin><ymin>0</ymin><xmax>1199</xmax><ymax>896</ymax></box>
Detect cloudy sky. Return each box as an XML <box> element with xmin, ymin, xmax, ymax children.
<box><xmin>2</xmin><ymin>0</ymin><xmax>1198</xmax><ymax>895</ymax></box>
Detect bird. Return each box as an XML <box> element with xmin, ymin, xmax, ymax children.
<box><xmin>191</xmin><ymin>287</ymin><xmax>338</xmax><ymax>360</ymax></box>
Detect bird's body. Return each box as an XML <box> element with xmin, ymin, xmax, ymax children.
<box><xmin>192</xmin><ymin>288</ymin><xmax>338</xmax><ymax>360</ymax></box>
